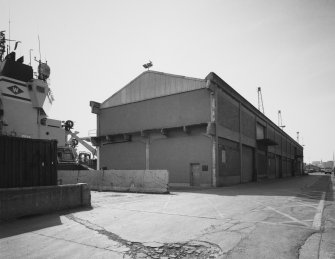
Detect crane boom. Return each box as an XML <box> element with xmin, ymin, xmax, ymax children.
<box><xmin>67</xmin><ymin>130</ymin><xmax>97</xmax><ymax>157</ymax></box>
<box><xmin>257</xmin><ymin>87</ymin><xmax>264</xmax><ymax>114</ymax></box>
<box><xmin>278</xmin><ymin>110</ymin><xmax>286</xmax><ymax>130</ymax></box>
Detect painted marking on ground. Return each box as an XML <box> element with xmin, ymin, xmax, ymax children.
<box><xmin>296</xmin><ymin>202</ymin><xmax>318</xmax><ymax>208</ymax></box>
<box><xmin>312</xmin><ymin>192</ymin><xmax>326</xmax><ymax>230</ymax></box>
<box><xmin>275</xmin><ymin>204</ymin><xmax>317</xmax><ymax>209</ymax></box>
<box><xmin>107</xmin><ymin>207</ymin><xmax>230</xmax><ymax>221</ymax></box>
<box><xmin>264</xmin><ymin>205</ymin><xmax>310</xmax><ymax>227</ymax></box>
<box><xmin>162</xmin><ymin>195</ymin><xmax>172</xmax><ymax>210</ymax></box>
<box><xmin>280</xmin><ymin>219</ymin><xmax>314</xmax><ymax>224</ymax></box>
<box><xmin>205</xmin><ymin>198</ymin><xmax>225</xmax><ymax>218</ymax></box>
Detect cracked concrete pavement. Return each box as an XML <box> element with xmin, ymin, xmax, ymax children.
<box><xmin>0</xmin><ymin>173</ymin><xmax>333</xmax><ymax>259</ymax></box>
<box><xmin>299</xmin><ymin>173</ymin><xmax>335</xmax><ymax>259</ymax></box>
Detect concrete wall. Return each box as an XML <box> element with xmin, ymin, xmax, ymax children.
<box><xmin>100</xmin><ymin>139</ymin><xmax>146</xmax><ymax>170</ymax></box>
<box><xmin>58</xmin><ymin>170</ymin><xmax>169</xmax><ymax>194</ymax></box>
<box><xmin>217</xmin><ymin>91</ymin><xmax>239</xmax><ymax>132</ymax></box>
<box><xmin>99</xmin><ymin>89</ymin><xmax>211</xmax><ymax>135</ymax></box>
<box><xmin>150</xmin><ymin>131</ymin><xmax>212</xmax><ymax>186</ymax></box>
<box><xmin>98</xmin><ymin>128</ymin><xmax>212</xmax><ymax>187</ymax></box>
<box><xmin>241</xmin><ymin>105</ymin><xmax>256</xmax><ymax>140</ymax></box>
<box><xmin>0</xmin><ymin>184</ymin><xmax>91</xmax><ymax>221</ymax></box>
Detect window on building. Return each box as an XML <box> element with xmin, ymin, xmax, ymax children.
<box><xmin>222</xmin><ymin>149</ymin><xmax>226</xmax><ymax>164</ymax></box>
<box><xmin>256</xmin><ymin>123</ymin><xmax>265</xmax><ymax>139</ymax></box>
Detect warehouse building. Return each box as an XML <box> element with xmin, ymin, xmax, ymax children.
<box><xmin>90</xmin><ymin>71</ymin><xmax>303</xmax><ymax>187</ymax></box>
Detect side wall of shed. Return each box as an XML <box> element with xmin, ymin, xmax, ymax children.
<box><xmin>99</xmin><ymin>89</ymin><xmax>211</xmax><ymax>135</ymax></box>
<box><xmin>214</xmin><ymin>86</ymin><xmax>303</xmax><ymax>186</ymax></box>
<box><xmin>98</xmin><ymin>89</ymin><xmax>213</xmax><ymax>186</ymax></box>
<box><xmin>99</xmin><ymin>130</ymin><xmax>212</xmax><ymax>186</ymax></box>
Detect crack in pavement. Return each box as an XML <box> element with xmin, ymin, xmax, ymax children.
<box><xmin>222</xmin><ymin>229</ymin><xmax>254</xmax><ymax>258</ymax></box>
<box><xmin>31</xmin><ymin>231</ymin><xmax>122</xmax><ymax>253</ymax></box>
<box><xmin>65</xmin><ymin>214</ymin><xmax>223</xmax><ymax>258</ymax></box>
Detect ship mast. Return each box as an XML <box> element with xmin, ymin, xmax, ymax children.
<box><xmin>8</xmin><ymin>9</ymin><xmax>10</xmax><ymax>53</ymax></box>
<box><xmin>0</xmin><ymin>31</ymin><xmax>5</xmax><ymax>61</ymax></box>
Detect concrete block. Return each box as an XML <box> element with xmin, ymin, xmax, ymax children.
<box><xmin>58</xmin><ymin>170</ymin><xmax>169</xmax><ymax>194</ymax></box>
<box><xmin>0</xmin><ymin>184</ymin><xmax>91</xmax><ymax>221</ymax></box>
<box><xmin>57</xmin><ymin>170</ymin><xmax>79</xmax><ymax>185</ymax></box>
<box><xmin>80</xmin><ymin>184</ymin><xmax>91</xmax><ymax>206</ymax></box>
<box><xmin>100</xmin><ymin>170</ymin><xmax>169</xmax><ymax>193</ymax></box>
<box><xmin>77</xmin><ymin>170</ymin><xmax>102</xmax><ymax>190</ymax></box>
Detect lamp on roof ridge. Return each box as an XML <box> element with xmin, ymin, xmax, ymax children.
<box><xmin>143</xmin><ymin>60</ymin><xmax>153</xmax><ymax>70</ymax></box>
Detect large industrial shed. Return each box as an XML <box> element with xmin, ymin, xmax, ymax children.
<box><xmin>90</xmin><ymin>71</ymin><xmax>303</xmax><ymax>187</ymax></box>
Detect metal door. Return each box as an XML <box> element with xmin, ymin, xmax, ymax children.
<box><xmin>275</xmin><ymin>156</ymin><xmax>281</xmax><ymax>178</ymax></box>
<box><xmin>191</xmin><ymin>163</ymin><xmax>201</xmax><ymax>186</ymax></box>
<box><xmin>241</xmin><ymin>146</ymin><xmax>254</xmax><ymax>183</ymax></box>
<box><xmin>268</xmin><ymin>155</ymin><xmax>276</xmax><ymax>179</ymax></box>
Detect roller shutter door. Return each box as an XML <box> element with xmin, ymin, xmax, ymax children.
<box><xmin>241</xmin><ymin>145</ymin><xmax>254</xmax><ymax>183</ymax></box>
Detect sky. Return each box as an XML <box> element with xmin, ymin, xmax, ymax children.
<box><xmin>1</xmin><ymin>0</ymin><xmax>334</xmax><ymax>163</ymax></box>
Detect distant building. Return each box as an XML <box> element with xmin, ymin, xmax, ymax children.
<box><xmin>305</xmin><ymin>164</ymin><xmax>320</xmax><ymax>171</ymax></box>
<box><xmin>322</xmin><ymin>161</ymin><xmax>334</xmax><ymax>169</ymax></box>
<box><xmin>312</xmin><ymin>161</ymin><xmax>322</xmax><ymax>167</ymax></box>
<box><xmin>90</xmin><ymin>71</ymin><xmax>303</xmax><ymax>187</ymax></box>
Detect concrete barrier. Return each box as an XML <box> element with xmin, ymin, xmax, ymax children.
<box><xmin>58</xmin><ymin>170</ymin><xmax>169</xmax><ymax>194</ymax></box>
<box><xmin>0</xmin><ymin>184</ymin><xmax>91</xmax><ymax>221</ymax></box>
<box><xmin>78</xmin><ymin>170</ymin><xmax>101</xmax><ymax>190</ymax></box>
<box><xmin>57</xmin><ymin>170</ymin><xmax>78</xmax><ymax>185</ymax></box>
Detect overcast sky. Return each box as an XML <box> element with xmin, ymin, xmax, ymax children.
<box><xmin>1</xmin><ymin>0</ymin><xmax>334</xmax><ymax>163</ymax></box>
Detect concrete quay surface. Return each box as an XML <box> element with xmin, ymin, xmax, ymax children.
<box><xmin>1</xmin><ymin>174</ymin><xmax>334</xmax><ymax>259</ymax></box>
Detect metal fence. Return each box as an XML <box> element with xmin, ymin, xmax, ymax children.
<box><xmin>0</xmin><ymin>135</ymin><xmax>57</xmax><ymax>188</ymax></box>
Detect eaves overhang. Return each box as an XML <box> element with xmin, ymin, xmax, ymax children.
<box><xmin>90</xmin><ymin>101</ymin><xmax>101</xmax><ymax>114</ymax></box>
<box><xmin>256</xmin><ymin>138</ymin><xmax>278</xmax><ymax>146</ymax></box>
<box><xmin>91</xmin><ymin>122</ymin><xmax>208</xmax><ymax>146</ymax></box>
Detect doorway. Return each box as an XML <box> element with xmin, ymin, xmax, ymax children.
<box><xmin>190</xmin><ymin>163</ymin><xmax>201</xmax><ymax>186</ymax></box>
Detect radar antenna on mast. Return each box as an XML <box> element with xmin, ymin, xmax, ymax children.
<box><xmin>0</xmin><ymin>30</ymin><xmax>21</xmax><ymax>61</ymax></box>
<box><xmin>257</xmin><ymin>87</ymin><xmax>264</xmax><ymax>114</ymax></box>
<box><xmin>8</xmin><ymin>10</ymin><xmax>10</xmax><ymax>53</ymax></box>
<box><xmin>33</xmin><ymin>35</ymin><xmax>50</xmax><ymax>81</ymax></box>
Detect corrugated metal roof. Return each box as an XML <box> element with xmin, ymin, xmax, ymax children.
<box><xmin>100</xmin><ymin>71</ymin><xmax>206</xmax><ymax>108</ymax></box>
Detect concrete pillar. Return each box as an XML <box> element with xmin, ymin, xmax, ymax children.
<box><xmin>239</xmin><ymin>102</ymin><xmax>242</xmax><ymax>183</ymax></box>
<box><xmin>145</xmin><ymin>137</ymin><xmax>150</xmax><ymax>170</ymax></box>
<box><xmin>96</xmin><ymin>146</ymin><xmax>100</xmax><ymax>170</ymax></box>
<box><xmin>212</xmin><ymin>136</ymin><xmax>216</xmax><ymax>187</ymax></box>
<box><xmin>96</xmin><ymin>109</ymin><xmax>101</xmax><ymax>169</ymax></box>
<box><xmin>209</xmin><ymin>87</ymin><xmax>217</xmax><ymax>187</ymax></box>
<box><xmin>265</xmin><ymin>123</ymin><xmax>269</xmax><ymax>177</ymax></box>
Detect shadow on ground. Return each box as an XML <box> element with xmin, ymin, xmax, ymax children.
<box><xmin>0</xmin><ymin>206</ymin><xmax>93</xmax><ymax>239</ymax></box>
<box><xmin>170</xmin><ymin>174</ymin><xmax>333</xmax><ymax>201</ymax></box>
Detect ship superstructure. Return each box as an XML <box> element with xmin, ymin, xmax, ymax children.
<box><xmin>0</xmin><ymin>31</ymin><xmax>65</xmax><ymax>144</ymax></box>
<box><xmin>0</xmin><ymin>31</ymin><xmax>97</xmax><ymax>169</ymax></box>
